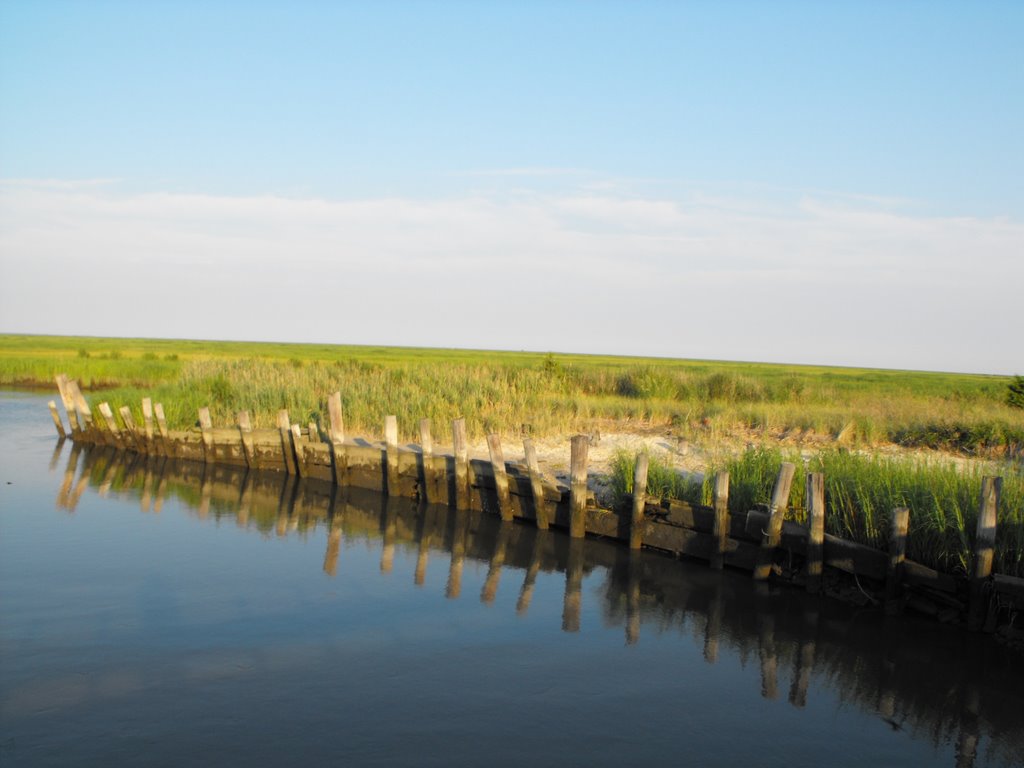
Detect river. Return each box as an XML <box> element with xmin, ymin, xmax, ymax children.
<box><xmin>1</xmin><ymin>391</ymin><xmax>1021</xmax><ymax>767</ymax></box>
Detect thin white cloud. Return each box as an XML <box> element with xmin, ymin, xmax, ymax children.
<box><xmin>0</xmin><ymin>180</ymin><xmax>1020</xmax><ymax>374</ymax></box>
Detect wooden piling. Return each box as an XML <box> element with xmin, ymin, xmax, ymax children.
<box><xmin>290</xmin><ymin>424</ymin><xmax>305</xmax><ymax>477</ymax></box>
<box><xmin>68</xmin><ymin>381</ymin><xmax>94</xmax><ymax>438</ymax></box>
<box><xmin>486</xmin><ymin>434</ymin><xmax>513</xmax><ymax>521</ymax></box>
<box><xmin>277</xmin><ymin>410</ymin><xmax>297</xmax><ymax>475</ymax></box>
<box><xmin>805</xmin><ymin>472</ymin><xmax>825</xmax><ymax>593</ymax></box>
<box><xmin>237</xmin><ymin>411</ymin><xmax>255</xmax><ymax>467</ymax></box>
<box><xmin>569</xmin><ymin>435</ymin><xmax>589</xmax><ymax>539</ymax></box>
<box><xmin>419</xmin><ymin>419</ymin><xmax>433</xmax><ymax>505</ymax></box>
<box><xmin>142</xmin><ymin>398</ymin><xmax>154</xmax><ymax>445</ymax></box>
<box><xmin>118</xmin><ymin>405</ymin><xmax>141</xmax><ymax>451</ymax></box>
<box><xmin>327</xmin><ymin>392</ymin><xmax>345</xmax><ymax>443</ymax></box>
<box><xmin>55</xmin><ymin>375</ymin><xmax>79</xmax><ymax>435</ymax></box>
<box><xmin>48</xmin><ymin>400</ymin><xmax>67</xmax><ymax>439</ymax></box>
<box><xmin>327</xmin><ymin>392</ymin><xmax>347</xmax><ymax>486</ymax></box>
<box><xmin>711</xmin><ymin>470</ymin><xmax>730</xmax><ymax>569</ymax></box>
<box><xmin>968</xmin><ymin>477</ymin><xmax>1001</xmax><ymax>632</ymax></box>
<box><xmin>97</xmin><ymin>402</ymin><xmax>122</xmax><ymax>447</ymax></box>
<box><xmin>753</xmin><ymin>462</ymin><xmax>796</xmax><ymax>581</ymax></box>
<box><xmin>419</xmin><ymin>419</ymin><xmax>433</xmax><ymax>457</ymax></box>
<box><xmin>630</xmin><ymin>453</ymin><xmax>649</xmax><ymax>550</ymax></box>
<box><xmin>522</xmin><ymin>439</ymin><xmax>549</xmax><ymax>529</ymax></box>
<box><xmin>384</xmin><ymin>415</ymin><xmax>399</xmax><ymax>495</ymax></box>
<box><xmin>153</xmin><ymin>403</ymin><xmax>169</xmax><ymax>441</ymax></box>
<box><xmin>198</xmin><ymin>407</ymin><xmax>214</xmax><ymax>461</ymax></box>
<box><xmin>452</xmin><ymin>418</ymin><xmax>470</xmax><ymax>510</ymax></box>
<box><xmin>885</xmin><ymin>507</ymin><xmax>910</xmax><ymax>614</ymax></box>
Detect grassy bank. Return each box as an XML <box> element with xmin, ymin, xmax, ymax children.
<box><xmin>611</xmin><ymin>447</ymin><xmax>1024</xmax><ymax>579</ymax></box>
<box><xmin>2</xmin><ymin>334</ymin><xmax>1022</xmax><ymax>454</ymax></box>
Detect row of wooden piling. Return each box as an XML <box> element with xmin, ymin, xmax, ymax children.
<box><xmin>47</xmin><ymin>373</ymin><xmax>1022</xmax><ymax>634</ymax></box>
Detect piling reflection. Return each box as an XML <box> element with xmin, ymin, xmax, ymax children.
<box><xmin>53</xmin><ymin>444</ymin><xmax>1024</xmax><ymax>768</ymax></box>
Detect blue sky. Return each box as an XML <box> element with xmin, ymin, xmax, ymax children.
<box><xmin>1</xmin><ymin>1</ymin><xmax>1021</xmax><ymax>373</ymax></box>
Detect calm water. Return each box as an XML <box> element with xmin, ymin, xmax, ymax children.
<box><xmin>1</xmin><ymin>391</ymin><xmax>1022</xmax><ymax>767</ymax></box>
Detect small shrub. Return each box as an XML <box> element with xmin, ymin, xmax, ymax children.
<box><xmin>77</xmin><ymin>348</ymin><xmax>90</xmax><ymax>359</ymax></box>
<box><xmin>615</xmin><ymin>367</ymin><xmax>679</xmax><ymax>400</ymax></box>
<box><xmin>1007</xmin><ymin>375</ymin><xmax>1024</xmax><ymax>410</ymax></box>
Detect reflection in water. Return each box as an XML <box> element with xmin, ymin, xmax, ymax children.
<box><xmin>482</xmin><ymin>521</ymin><xmax>511</xmax><ymax>604</ymax></box>
<box><xmin>48</xmin><ymin>443</ymin><xmax>1024</xmax><ymax>768</ymax></box>
<box><xmin>517</xmin><ymin>529</ymin><xmax>546</xmax><ymax>615</ymax></box>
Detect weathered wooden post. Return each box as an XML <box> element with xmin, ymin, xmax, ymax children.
<box><xmin>805</xmin><ymin>472</ymin><xmax>825</xmax><ymax>592</ymax></box>
<box><xmin>290</xmin><ymin>424</ymin><xmax>305</xmax><ymax>477</ymax></box>
<box><xmin>711</xmin><ymin>471</ymin><xmax>730</xmax><ymax>570</ymax></box>
<box><xmin>153</xmin><ymin>403</ymin><xmax>169</xmax><ymax>439</ymax></box>
<box><xmin>277</xmin><ymin>410</ymin><xmax>297</xmax><ymax>475</ymax></box>
<box><xmin>119</xmin><ymin>406</ymin><xmax>141</xmax><ymax>451</ymax></box>
<box><xmin>48</xmin><ymin>401</ymin><xmax>67</xmax><ymax>439</ymax></box>
<box><xmin>486</xmin><ymin>434</ymin><xmax>513</xmax><ymax>521</ymax></box>
<box><xmin>141</xmin><ymin>398</ymin><xmax>154</xmax><ymax>449</ymax></box>
<box><xmin>327</xmin><ymin>392</ymin><xmax>346</xmax><ymax>486</ymax></box>
<box><xmin>968</xmin><ymin>477</ymin><xmax>1001</xmax><ymax>632</ymax></box>
<box><xmin>452</xmin><ymin>418</ymin><xmax>470</xmax><ymax>510</ymax></box>
<box><xmin>630</xmin><ymin>453</ymin><xmax>649</xmax><ymax>550</ymax></box>
<box><xmin>68</xmin><ymin>381</ymin><xmax>95</xmax><ymax>441</ymax></box>
<box><xmin>198</xmin><ymin>407</ymin><xmax>214</xmax><ymax>461</ymax></box>
<box><xmin>237</xmin><ymin>411</ymin><xmax>255</xmax><ymax>467</ymax></box>
<box><xmin>417</xmin><ymin>419</ymin><xmax>433</xmax><ymax>505</ymax></box>
<box><xmin>97</xmin><ymin>402</ymin><xmax>123</xmax><ymax>448</ymax></box>
<box><xmin>153</xmin><ymin>403</ymin><xmax>169</xmax><ymax>455</ymax></box>
<box><xmin>885</xmin><ymin>507</ymin><xmax>910</xmax><ymax>614</ymax></box>
<box><xmin>753</xmin><ymin>462</ymin><xmax>796</xmax><ymax>582</ymax></box>
<box><xmin>569</xmin><ymin>435</ymin><xmax>589</xmax><ymax>539</ymax></box>
<box><xmin>384</xmin><ymin>415</ymin><xmax>399</xmax><ymax>495</ymax></box>
<box><xmin>55</xmin><ymin>375</ymin><xmax>80</xmax><ymax>436</ymax></box>
<box><xmin>523</xmin><ymin>438</ymin><xmax>549</xmax><ymax>529</ymax></box>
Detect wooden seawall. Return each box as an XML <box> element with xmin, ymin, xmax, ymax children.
<box><xmin>47</xmin><ymin>375</ymin><xmax>1024</xmax><ymax>638</ymax></box>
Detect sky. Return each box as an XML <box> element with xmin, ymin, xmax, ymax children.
<box><xmin>1</xmin><ymin>1</ymin><xmax>1021</xmax><ymax>375</ymax></box>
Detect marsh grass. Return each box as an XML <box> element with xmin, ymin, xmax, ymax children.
<box><xmin>2</xmin><ymin>334</ymin><xmax>1022</xmax><ymax>454</ymax></box>
<box><xmin>612</xmin><ymin>447</ymin><xmax>1024</xmax><ymax>578</ymax></box>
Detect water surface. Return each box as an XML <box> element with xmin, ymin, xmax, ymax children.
<box><xmin>1</xmin><ymin>392</ymin><xmax>1022</xmax><ymax>767</ymax></box>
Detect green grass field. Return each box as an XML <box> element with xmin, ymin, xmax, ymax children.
<box><xmin>2</xmin><ymin>333</ymin><xmax>1020</xmax><ymax>455</ymax></box>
